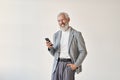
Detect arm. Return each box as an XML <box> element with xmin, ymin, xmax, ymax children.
<box><xmin>47</xmin><ymin>34</ymin><xmax>56</xmax><ymax>56</ymax></box>
<box><xmin>74</xmin><ymin>32</ymin><xmax>87</xmax><ymax>67</ymax></box>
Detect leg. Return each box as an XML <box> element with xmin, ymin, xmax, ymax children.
<box><xmin>63</xmin><ymin>62</ymin><xmax>75</xmax><ymax>80</ymax></box>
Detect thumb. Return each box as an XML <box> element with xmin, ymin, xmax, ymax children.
<box><xmin>67</xmin><ymin>64</ymin><xmax>71</xmax><ymax>66</ymax></box>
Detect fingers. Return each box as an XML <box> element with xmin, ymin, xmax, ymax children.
<box><xmin>67</xmin><ymin>64</ymin><xmax>77</xmax><ymax>71</ymax></box>
<box><xmin>67</xmin><ymin>64</ymin><xmax>73</xmax><ymax>70</ymax></box>
<box><xmin>46</xmin><ymin>41</ymin><xmax>51</xmax><ymax>45</ymax></box>
<box><xmin>46</xmin><ymin>41</ymin><xmax>53</xmax><ymax>48</ymax></box>
<box><xmin>67</xmin><ymin>64</ymin><xmax>72</xmax><ymax>66</ymax></box>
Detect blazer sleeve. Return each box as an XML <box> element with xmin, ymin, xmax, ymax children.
<box><xmin>48</xmin><ymin>33</ymin><xmax>56</xmax><ymax>56</ymax></box>
<box><xmin>74</xmin><ymin>32</ymin><xmax>87</xmax><ymax>67</ymax></box>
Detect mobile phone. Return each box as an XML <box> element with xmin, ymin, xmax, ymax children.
<box><xmin>45</xmin><ymin>38</ymin><xmax>53</xmax><ymax>46</ymax></box>
<box><xmin>45</xmin><ymin>38</ymin><xmax>50</xmax><ymax>42</ymax></box>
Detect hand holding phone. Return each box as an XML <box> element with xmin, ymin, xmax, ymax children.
<box><xmin>45</xmin><ymin>38</ymin><xmax>53</xmax><ymax>46</ymax></box>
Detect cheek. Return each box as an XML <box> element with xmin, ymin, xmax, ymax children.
<box><xmin>58</xmin><ymin>21</ymin><xmax>62</xmax><ymax>24</ymax></box>
<box><xmin>57</xmin><ymin>21</ymin><xmax>60</xmax><ymax>24</ymax></box>
<box><xmin>58</xmin><ymin>23</ymin><xmax>62</xmax><ymax>26</ymax></box>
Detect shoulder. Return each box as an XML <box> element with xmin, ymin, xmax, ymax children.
<box><xmin>54</xmin><ymin>30</ymin><xmax>61</xmax><ymax>34</ymax></box>
<box><xmin>53</xmin><ymin>30</ymin><xmax>61</xmax><ymax>38</ymax></box>
<box><xmin>54</xmin><ymin>30</ymin><xmax>61</xmax><ymax>35</ymax></box>
<box><xmin>71</xmin><ymin>27</ymin><xmax>82</xmax><ymax>36</ymax></box>
<box><xmin>71</xmin><ymin>27</ymin><xmax>85</xmax><ymax>42</ymax></box>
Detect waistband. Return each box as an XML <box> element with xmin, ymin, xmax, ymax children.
<box><xmin>58</xmin><ymin>58</ymin><xmax>71</xmax><ymax>62</ymax></box>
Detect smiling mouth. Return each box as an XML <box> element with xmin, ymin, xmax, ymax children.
<box><xmin>61</xmin><ymin>24</ymin><xmax>65</xmax><ymax>26</ymax></box>
<box><xmin>61</xmin><ymin>23</ymin><xmax>65</xmax><ymax>26</ymax></box>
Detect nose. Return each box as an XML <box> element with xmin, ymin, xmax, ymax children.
<box><xmin>59</xmin><ymin>20</ymin><xmax>63</xmax><ymax>24</ymax></box>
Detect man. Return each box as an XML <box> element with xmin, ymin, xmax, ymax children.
<box><xmin>46</xmin><ymin>12</ymin><xmax>87</xmax><ymax>80</ymax></box>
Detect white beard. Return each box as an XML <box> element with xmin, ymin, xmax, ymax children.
<box><xmin>60</xmin><ymin>24</ymin><xmax>69</xmax><ymax>31</ymax></box>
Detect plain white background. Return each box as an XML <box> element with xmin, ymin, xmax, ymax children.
<box><xmin>0</xmin><ymin>0</ymin><xmax>120</xmax><ymax>80</ymax></box>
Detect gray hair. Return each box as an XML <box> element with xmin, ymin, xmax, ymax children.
<box><xmin>57</xmin><ymin>12</ymin><xmax>70</xmax><ymax>20</ymax></box>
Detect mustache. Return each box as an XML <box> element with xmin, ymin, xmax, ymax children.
<box><xmin>60</xmin><ymin>23</ymin><xmax>65</xmax><ymax>25</ymax></box>
<box><xmin>60</xmin><ymin>24</ymin><xmax>69</xmax><ymax>31</ymax></box>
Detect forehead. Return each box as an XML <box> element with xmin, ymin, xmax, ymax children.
<box><xmin>57</xmin><ymin>14</ymin><xmax>67</xmax><ymax>19</ymax></box>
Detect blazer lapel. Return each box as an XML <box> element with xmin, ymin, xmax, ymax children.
<box><xmin>68</xmin><ymin>28</ymin><xmax>74</xmax><ymax>52</ymax></box>
<box><xmin>57</xmin><ymin>31</ymin><xmax>62</xmax><ymax>53</ymax></box>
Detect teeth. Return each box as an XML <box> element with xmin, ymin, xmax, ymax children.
<box><xmin>62</xmin><ymin>24</ymin><xmax>64</xmax><ymax>26</ymax></box>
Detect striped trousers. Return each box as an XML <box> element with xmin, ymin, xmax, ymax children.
<box><xmin>52</xmin><ymin>58</ymin><xmax>75</xmax><ymax>80</ymax></box>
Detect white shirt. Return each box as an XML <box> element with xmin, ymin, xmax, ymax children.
<box><xmin>60</xmin><ymin>27</ymin><xmax>71</xmax><ymax>58</ymax></box>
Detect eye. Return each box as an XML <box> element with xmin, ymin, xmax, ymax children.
<box><xmin>58</xmin><ymin>20</ymin><xmax>60</xmax><ymax>22</ymax></box>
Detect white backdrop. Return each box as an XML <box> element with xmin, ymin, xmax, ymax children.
<box><xmin>0</xmin><ymin>0</ymin><xmax>120</xmax><ymax>80</ymax></box>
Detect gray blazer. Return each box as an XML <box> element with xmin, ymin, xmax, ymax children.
<box><xmin>48</xmin><ymin>27</ymin><xmax>87</xmax><ymax>74</ymax></box>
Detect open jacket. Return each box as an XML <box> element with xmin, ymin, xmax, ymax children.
<box><xmin>48</xmin><ymin>27</ymin><xmax>87</xmax><ymax>74</ymax></box>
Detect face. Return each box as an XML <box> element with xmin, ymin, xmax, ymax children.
<box><xmin>57</xmin><ymin>14</ymin><xmax>70</xmax><ymax>29</ymax></box>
